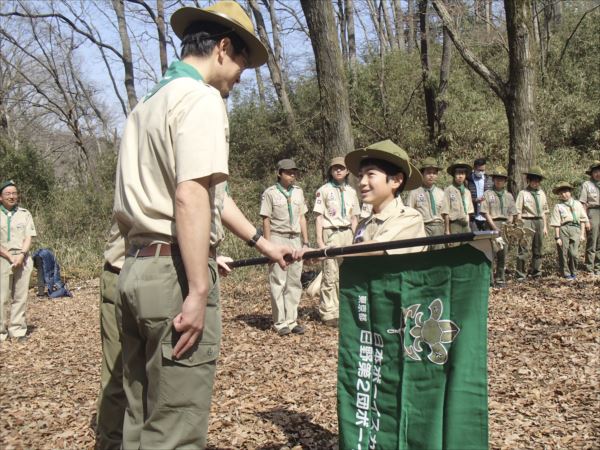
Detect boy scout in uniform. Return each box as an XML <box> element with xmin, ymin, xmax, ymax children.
<box><xmin>443</xmin><ymin>160</ymin><xmax>474</xmax><ymax>244</ymax></box>
<box><xmin>579</xmin><ymin>161</ymin><xmax>600</xmax><ymax>274</ymax></box>
<box><xmin>112</xmin><ymin>3</ymin><xmax>292</xmax><ymax>448</ymax></box>
<box><xmin>344</xmin><ymin>140</ymin><xmax>427</xmax><ymax>254</ymax></box>
<box><xmin>96</xmin><ymin>221</ymin><xmax>126</xmax><ymax>450</ymax></box>
<box><xmin>261</xmin><ymin>159</ymin><xmax>309</xmax><ymax>336</ymax></box>
<box><xmin>550</xmin><ymin>182</ymin><xmax>588</xmax><ymax>279</ymax></box>
<box><xmin>0</xmin><ymin>180</ymin><xmax>36</xmax><ymax>343</ymax></box>
<box><xmin>314</xmin><ymin>157</ymin><xmax>360</xmax><ymax>327</ymax></box>
<box><xmin>480</xmin><ymin>167</ymin><xmax>517</xmax><ymax>285</ymax></box>
<box><xmin>406</xmin><ymin>157</ymin><xmax>446</xmax><ymax>250</ymax></box>
<box><xmin>516</xmin><ymin>166</ymin><xmax>549</xmax><ymax>280</ymax></box>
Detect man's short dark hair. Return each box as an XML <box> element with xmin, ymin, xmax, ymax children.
<box><xmin>359</xmin><ymin>158</ymin><xmax>406</xmax><ymax>195</ymax></box>
<box><xmin>181</xmin><ymin>21</ymin><xmax>247</xmax><ymax>59</ymax></box>
<box><xmin>473</xmin><ymin>157</ymin><xmax>487</xmax><ymax>168</ymax></box>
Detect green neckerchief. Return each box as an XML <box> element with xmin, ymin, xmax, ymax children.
<box><xmin>454</xmin><ymin>183</ymin><xmax>468</xmax><ymax>215</ymax></box>
<box><xmin>0</xmin><ymin>204</ymin><xmax>17</xmax><ymax>242</ymax></box>
<box><xmin>276</xmin><ymin>183</ymin><xmax>294</xmax><ymax>224</ymax></box>
<box><xmin>329</xmin><ymin>181</ymin><xmax>347</xmax><ymax>218</ymax></box>
<box><xmin>565</xmin><ymin>199</ymin><xmax>579</xmax><ymax>224</ymax></box>
<box><xmin>494</xmin><ymin>189</ymin><xmax>505</xmax><ymax>213</ymax></box>
<box><xmin>528</xmin><ymin>187</ymin><xmax>541</xmax><ymax>216</ymax></box>
<box><xmin>144</xmin><ymin>60</ymin><xmax>204</xmax><ymax>102</ymax></box>
<box><xmin>425</xmin><ymin>186</ymin><xmax>437</xmax><ymax>216</ymax></box>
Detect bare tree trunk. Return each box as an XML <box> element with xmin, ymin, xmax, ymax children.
<box><xmin>337</xmin><ymin>0</ymin><xmax>348</xmax><ymax>62</ymax></box>
<box><xmin>407</xmin><ymin>0</ymin><xmax>416</xmax><ymax>52</ymax></box>
<box><xmin>392</xmin><ymin>0</ymin><xmax>406</xmax><ymax>50</ymax></box>
<box><xmin>156</xmin><ymin>0</ymin><xmax>168</xmax><ymax>75</ymax></box>
<box><xmin>436</xmin><ymin>26</ymin><xmax>452</xmax><ymax>150</ymax></box>
<box><xmin>380</xmin><ymin>0</ymin><xmax>397</xmax><ymax>50</ymax></box>
<box><xmin>418</xmin><ymin>0</ymin><xmax>436</xmax><ymax>143</ymax></box>
<box><xmin>255</xmin><ymin>68</ymin><xmax>266</xmax><ymax>106</ymax></box>
<box><xmin>346</xmin><ymin>0</ymin><xmax>357</xmax><ymax>69</ymax></box>
<box><xmin>300</xmin><ymin>0</ymin><xmax>354</xmax><ymax>164</ymax></box>
<box><xmin>366</xmin><ymin>0</ymin><xmax>387</xmax><ymax>52</ymax></box>
<box><xmin>432</xmin><ymin>0</ymin><xmax>538</xmax><ymax>193</ymax></box>
<box><xmin>248</xmin><ymin>0</ymin><xmax>295</xmax><ymax>127</ymax></box>
<box><xmin>111</xmin><ymin>0</ymin><xmax>137</xmax><ymax>110</ymax></box>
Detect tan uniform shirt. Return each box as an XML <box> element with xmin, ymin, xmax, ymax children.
<box><xmin>406</xmin><ymin>186</ymin><xmax>446</xmax><ymax>224</ymax></box>
<box><xmin>260</xmin><ymin>184</ymin><xmax>308</xmax><ymax>234</ymax></box>
<box><xmin>0</xmin><ymin>207</ymin><xmax>36</xmax><ymax>252</ymax></box>
<box><xmin>516</xmin><ymin>189</ymin><xmax>549</xmax><ymax>218</ymax></box>
<box><xmin>313</xmin><ymin>182</ymin><xmax>360</xmax><ymax>228</ymax></box>
<box><xmin>353</xmin><ymin>197</ymin><xmax>426</xmax><ymax>255</ymax></box>
<box><xmin>579</xmin><ymin>181</ymin><xmax>600</xmax><ymax>208</ymax></box>
<box><xmin>103</xmin><ymin>221</ymin><xmax>126</xmax><ymax>270</ymax></box>
<box><xmin>480</xmin><ymin>190</ymin><xmax>517</xmax><ymax>220</ymax></box>
<box><xmin>113</xmin><ymin>77</ymin><xmax>229</xmax><ymax>247</ymax></box>
<box><xmin>549</xmin><ymin>200</ymin><xmax>589</xmax><ymax>227</ymax></box>
<box><xmin>442</xmin><ymin>185</ymin><xmax>474</xmax><ymax>222</ymax></box>
<box><xmin>360</xmin><ymin>202</ymin><xmax>373</xmax><ymax>219</ymax></box>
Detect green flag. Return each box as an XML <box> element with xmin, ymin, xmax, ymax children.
<box><xmin>338</xmin><ymin>244</ymin><xmax>490</xmax><ymax>450</ymax></box>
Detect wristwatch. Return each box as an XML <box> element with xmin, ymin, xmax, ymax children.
<box><xmin>246</xmin><ymin>229</ymin><xmax>263</xmax><ymax>247</ymax></box>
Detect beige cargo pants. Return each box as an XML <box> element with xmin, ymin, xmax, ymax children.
<box><xmin>0</xmin><ymin>254</ymin><xmax>32</xmax><ymax>340</ymax></box>
<box><xmin>319</xmin><ymin>228</ymin><xmax>353</xmax><ymax>321</ymax></box>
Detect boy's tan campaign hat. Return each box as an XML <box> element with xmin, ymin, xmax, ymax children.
<box><xmin>345</xmin><ymin>140</ymin><xmax>422</xmax><ymax>191</ymax></box>
<box><xmin>171</xmin><ymin>1</ymin><xmax>268</xmax><ymax>68</ymax></box>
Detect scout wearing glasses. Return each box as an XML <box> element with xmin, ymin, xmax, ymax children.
<box><xmin>406</xmin><ymin>157</ymin><xmax>446</xmax><ymax>250</ymax></box>
<box><xmin>313</xmin><ymin>157</ymin><xmax>360</xmax><ymax>327</ymax></box>
<box><xmin>515</xmin><ymin>166</ymin><xmax>549</xmax><ymax>280</ymax></box>
<box><xmin>344</xmin><ymin>140</ymin><xmax>426</xmax><ymax>254</ymax></box>
<box><xmin>550</xmin><ymin>182</ymin><xmax>588</xmax><ymax>280</ymax></box>
<box><xmin>0</xmin><ymin>180</ymin><xmax>36</xmax><ymax>343</ymax></box>
<box><xmin>112</xmin><ymin>2</ymin><xmax>294</xmax><ymax>448</ymax></box>
<box><xmin>260</xmin><ymin>159</ymin><xmax>309</xmax><ymax>336</ymax></box>
<box><xmin>579</xmin><ymin>161</ymin><xmax>600</xmax><ymax>275</ymax></box>
<box><xmin>443</xmin><ymin>160</ymin><xmax>474</xmax><ymax>245</ymax></box>
<box><xmin>480</xmin><ymin>167</ymin><xmax>517</xmax><ymax>285</ymax></box>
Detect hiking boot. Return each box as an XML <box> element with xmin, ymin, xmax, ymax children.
<box><xmin>277</xmin><ymin>327</ymin><xmax>291</xmax><ymax>336</ymax></box>
<box><xmin>291</xmin><ymin>325</ymin><xmax>305</xmax><ymax>335</ymax></box>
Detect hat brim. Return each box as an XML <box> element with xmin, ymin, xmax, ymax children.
<box><xmin>490</xmin><ymin>174</ymin><xmax>509</xmax><ymax>179</ymax></box>
<box><xmin>420</xmin><ymin>165</ymin><xmax>442</xmax><ymax>172</ymax></box>
<box><xmin>447</xmin><ymin>164</ymin><xmax>472</xmax><ymax>177</ymax></box>
<box><xmin>345</xmin><ymin>149</ymin><xmax>422</xmax><ymax>191</ymax></box>
<box><xmin>586</xmin><ymin>164</ymin><xmax>600</xmax><ymax>175</ymax></box>
<box><xmin>552</xmin><ymin>186</ymin><xmax>572</xmax><ymax>195</ymax></box>
<box><xmin>522</xmin><ymin>172</ymin><xmax>545</xmax><ymax>180</ymax></box>
<box><xmin>171</xmin><ymin>7</ymin><xmax>268</xmax><ymax>68</ymax></box>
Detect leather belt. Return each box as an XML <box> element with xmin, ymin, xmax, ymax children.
<box><xmin>131</xmin><ymin>244</ymin><xmax>216</xmax><ymax>259</ymax></box>
<box><xmin>271</xmin><ymin>231</ymin><xmax>300</xmax><ymax>239</ymax></box>
<box><xmin>103</xmin><ymin>261</ymin><xmax>121</xmax><ymax>275</ymax></box>
<box><xmin>522</xmin><ymin>216</ymin><xmax>542</xmax><ymax>220</ymax></box>
<box><xmin>326</xmin><ymin>226</ymin><xmax>351</xmax><ymax>231</ymax></box>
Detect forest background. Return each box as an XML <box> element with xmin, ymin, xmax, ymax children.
<box><xmin>0</xmin><ymin>0</ymin><xmax>598</xmax><ymax>279</ymax></box>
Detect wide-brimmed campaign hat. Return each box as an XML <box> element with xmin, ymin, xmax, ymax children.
<box><xmin>585</xmin><ymin>160</ymin><xmax>600</xmax><ymax>176</ymax></box>
<box><xmin>523</xmin><ymin>166</ymin><xmax>545</xmax><ymax>179</ymax></box>
<box><xmin>420</xmin><ymin>157</ymin><xmax>442</xmax><ymax>171</ymax></box>
<box><xmin>345</xmin><ymin>140</ymin><xmax>422</xmax><ymax>191</ymax></box>
<box><xmin>489</xmin><ymin>166</ymin><xmax>509</xmax><ymax>178</ymax></box>
<box><xmin>446</xmin><ymin>160</ymin><xmax>472</xmax><ymax>176</ymax></box>
<box><xmin>328</xmin><ymin>157</ymin><xmax>346</xmax><ymax>170</ymax></box>
<box><xmin>171</xmin><ymin>1</ymin><xmax>268</xmax><ymax>68</ymax></box>
<box><xmin>552</xmin><ymin>181</ymin><xmax>574</xmax><ymax>195</ymax></box>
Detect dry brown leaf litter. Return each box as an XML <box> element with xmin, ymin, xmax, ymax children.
<box><xmin>0</xmin><ymin>273</ymin><xmax>598</xmax><ymax>449</ymax></box>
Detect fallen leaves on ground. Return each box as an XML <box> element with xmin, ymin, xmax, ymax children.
<box><xmin>0</xmin><ymin>273</ymin><xmax>598</xmax><ymax>449</ymax></box>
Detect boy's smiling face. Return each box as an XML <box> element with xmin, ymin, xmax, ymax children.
<box><xmin>358</xmin><ymin>164</ymin><xmax>404</xmax><ymax>212</ymax></box>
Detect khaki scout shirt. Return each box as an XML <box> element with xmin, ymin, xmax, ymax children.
<box><xmin>442</xmin><ymin>185</ymin><xmax>474</xmax><ymax>222</ymax></box>
<box><xmin>480</xmin><ymin>190</ymin><xmax>517</xmax><ymax>221</ymax></box>
<box><xmin>313</xmin><ymin>182</ymin><xmax>360</xmax><ymax>228</ymax></box>
<box><xmin>0</xmin><ymin>207</ymin><xmax>36</xmax><ymax>252</ymax></box>
<box><xmin>516</xmin><ymin>189</ymin><xmax>549</xmax><ymax>218</ymax></box>
<box><xmin>113</xmin><ymin>77</ymin><xmax>229</xmax><ymax>247</ymax></box>
<box><xmin>406</xmin><ymin>186</ymin><xmax>446</xmax><ymax>224</ymax></box>
<box><xmin>353</xmin><ymin>197</ymin><xmax>426</xmax><ymax>255</ymax></box>
<box><xmin>579</xmin><ymin>180</ymin><xmax>600</xmax><ymax>208</ymax></box>
<box><xmin>260</xmin><ymin>184</ymin><xmax>308</xmax><ymax>234</ymax></box>
<box><xmin>549</xmin><ymin>200</ymin><xmax>589</xmax><ymax>227</ymax></box>
<box><xmin>103</xmin><ymin>221</ymin><xmax>126</xmax><ymax>270</ymax></box>
<box><xmin>360</xmin><ymin>202</ymin><xmax>373</xmax><ymax>219</ymax></box>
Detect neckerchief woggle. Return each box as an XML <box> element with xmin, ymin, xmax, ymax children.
<box><xmin>0</xmin><ymin>204</ymin><xmax>18</xmax><ymax>242</ymax></box>
<box><xmin>144</xmin><ymin>60</ymin><xmax>204</xmax><ymax>102</ymax></box>
<box><xmin>276</xmin><ymin>183</ymin><xmax>294</xmax><ymax>224</ymax></box>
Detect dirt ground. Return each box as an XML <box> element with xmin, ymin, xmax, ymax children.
<box><xmin>0</xmin><ymin>272</ymin><xmax>598</xmax><ymax>449</ymax></box>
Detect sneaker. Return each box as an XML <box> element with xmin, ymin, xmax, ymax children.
<box><xmin>323</xmin><ymin>318</ymin><xmax>338</xmax><ymax>328</ymax></box>
<box><xmin>277</xmin><ymin>327</ymin><xmax>291</xmax><ymax>336</ymax></box>
<box><xmin>15</xmin><ymin>335</ymin><xmax>29</xmax><ymax>343</ymax></box>
<box><xmin>495</xmin><ymin>280</ymin><xmax>506</xmax><ymax>287</ymax></box>
<box><xmin>564</xmin><ymin>275</ymin><xmax>575</xmax><ymax>281</ymax></box>
<box><xmin>291</xmin><ymin>325</ymin><xmax>305</xmax><ymax>335</ymax></box>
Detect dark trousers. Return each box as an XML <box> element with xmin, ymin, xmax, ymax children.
<box><xmin>470</xmin><ymin>219</ymin><xmax>488</xmax><ymax>232</ymax></box>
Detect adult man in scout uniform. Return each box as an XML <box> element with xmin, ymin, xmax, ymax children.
<box><xmin>515</xmin><ymin>166</ymin><xmax>549</xmax><ymax>280</ymax></box>
<box><xmin>406</xmin><ymin>157</ymin><xmax>446</xmax><ymax>250</ymax></box>
<box><xmin>261</xmin><ymin>159</ymin><xmax>309</xmax><ymax>336</ymax></box>
<box><xmin>0</xmin><ymin>180</ymin><xmax>36</xmax><ymax>342</ymax></box>
<box><xmin>113</xmin><ymin>2</ymin><xmax>293</xmax><ymax>447</ymax></box>
<box><xmin>344</xmin><ymin>140</ymin><xmax>427</xmax><ymax>254</ymax></box>
<box><xmin>314</xmin><ymin>157</ymin><xmax>360</xmax><ymax>327</ymax></box>
<box><xmin>579</xmin><ymin>161</ymin><xmax>600</xmax><ymax>274</ymax></box>
<box><xmin>443</xmin><ymin>160</ymin><xmax>474</xmax><ymax>244</ymax></box>
<box><xmin>480</xmin><ymin>167</ymin><xmax>517</xmax><ymax>285</ymax></box>
<box><xmin>96</xmin><ymin>221</ymin><xmax>126</xmax><ymax>449</ymax></box>
<box><xmin>550</xmin><ymin>182</ymin><xmax>588</xmax><ymax>279</ymax></box>
<box><xmin>467</xmin><ymin>157</ymin><xmax>493</xmax><ymax>231</ymax></box>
